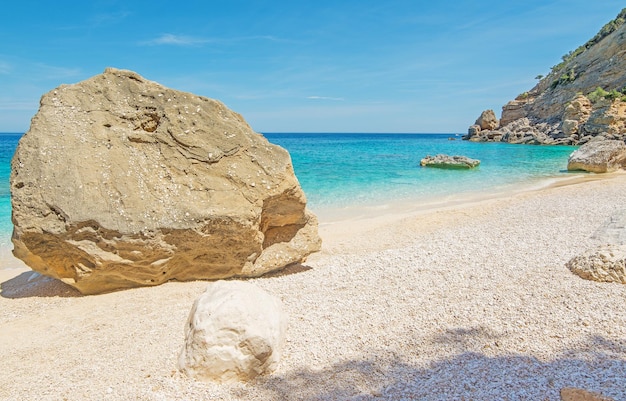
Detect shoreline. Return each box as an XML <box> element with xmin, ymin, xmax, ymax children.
<box><xmin>312</xmin><ymin>171</ymin><xmax>625</xmax><ymax>254</ymax></box>
<box><xmin>314</xmin><ymin>170</ymin><xmax>616</xmax><ymax>223</ymax></box>
<box><xmin>0</xmin><ymin>172</ymin><xmax>621</xmax><ymax>282</ymax></box>
<box><xmin>2</xmin><ymin>172</ymin><xmax>626</xmax><ymax>400</ymax></box>
<box><xmin>0</xmin><ymin>171</ymin><xmax>610</xmax><ymax>275</ymax></box>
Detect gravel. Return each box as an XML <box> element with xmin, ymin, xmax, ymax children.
<box><xmin>1</xmin><ymin>175</ymin><xmax>626</xmax><ymax>400</ymax></box>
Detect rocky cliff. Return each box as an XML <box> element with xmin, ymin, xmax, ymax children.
<box><xmin>465</xmin><ymin>8</ymin><xmax>626</xmax><ymax>145</ymax></box>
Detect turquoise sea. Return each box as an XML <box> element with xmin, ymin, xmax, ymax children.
<box><xmin>0</xmin><ymin>133</ymin><xmax>578</xmax><ymax>247</ymax></box>
<box><xmin>264</xmin><ymin>133</ymin><xmax>578</xmax><ymax>213</ymax></box>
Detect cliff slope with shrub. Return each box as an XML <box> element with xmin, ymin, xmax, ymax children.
<box><xmin>465</xmin><ymin>8</ymin><xmax>626</xmax><ymax>145</ymax></box>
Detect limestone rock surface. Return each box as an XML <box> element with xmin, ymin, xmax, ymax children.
<box><xmin>561</xmin><ymin>94</ymin><xmax>593</xmax><ymax>136</ymax></box>
<box><xmin>500</xmin><ymin>99</ymin><xmax>529</xmax><ymax>128</ymax></box>
<box><xmin>580</xmin><ymin>97</ymin><xmax>626</xmax><ymax>139</ymax></box>
<box><xmin>566</xmin><ymin>244</ymin><xmax>626</xmax><ymax>284</ymax></box>
<box><xmin>567</xmin><ymin>139</ymin><xmax>626</xmax><ymax>173</ymax></box>
<box><xmin>10</xmin><ymin>68</ymin><xmax>321</xmax><ymax>294</ymax></box>
<box><xmin>475</xmin><ymin>109</ymin><xmax>498</xmax><ymax>130</ymax></box>
<box><xmin>420</xmin><ymin>154</ymin><xmax>480</xmax><ymax>169</ymax></box>
<box><xmin>467</xmin><ymin>124</ymin><xmax>481</xmax><ymax>136</ymax></box>
<box><xmin>178</xmin><ymin>281</ymin><xmax>287</xmax><ymax>383</ymax></box>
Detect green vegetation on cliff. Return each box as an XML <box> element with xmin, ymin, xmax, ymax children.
<box><xmin>587</xmin><ymin>87</ymin><xmax>626</xmax><ymax>103</ymax></box>
<box><xmin>551</xmin><ymin>8</ymin><xmax>626</xmax><ymax>75</ymax></box>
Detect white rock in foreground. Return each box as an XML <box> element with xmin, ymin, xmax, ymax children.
<box><xmin>178</xmin><ymin>281</ymin><xmax>287</xmax><ymax>383</ymax></box>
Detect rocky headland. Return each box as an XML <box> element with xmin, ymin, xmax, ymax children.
<box><xmin>465</xmin><ymin>8</ymin><xmax>626</xmax><ymax>145</ymax></box>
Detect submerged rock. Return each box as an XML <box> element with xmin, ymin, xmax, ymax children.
<box><xmin>179</xmin><ymin>281</ymin><xmax>286</xmax><ymax>383</ymax></box>
<box><xmin>567</xmin><ymin>139</ymin><xmax>626</xmax><ymax>173</ymax></box>
<box><xmin>420</xmin><ymin>154</ymin><xmax>480</xmax><ymax>169</ymax></box>
<box><xmin>10</xmin><ymin>67</ymin><xmax>321</xmax><ymax>294</ymax></box>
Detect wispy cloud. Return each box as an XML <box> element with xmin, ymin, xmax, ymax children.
<box><xmin>90</xmin><ymin>11</ymin><xmax>132</xmax><ymax>27</ymax></box>
<box><xmin>307</xmin><ymin>96</ymin><xmax>345</xmax><ymax>101</ymax></box>
<box><xmin>142</xmin><ymin>34</ymin><xmax>210</xmax><ymax>46</ymax></box>
<box><xmin>140</xmin><ymin>33</ymin><xmax>292</xmax><ymax>47</ymax></box>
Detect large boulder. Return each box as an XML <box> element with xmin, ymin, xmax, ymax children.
<box><xmin>475</xmin><ymin>109</ymin><xmax>499</xmax><ymax>130</ymax></box>
<box><xmin>178</xmin><ymin>281</ymin><xmax>287</xmax><ymax>383</ymax></box>
<box><xmin>10</xmin><ymin>68</ymin><xmax>321</xmax><ymax>294</ymax></box>
<box><xmin>567</xmin><ymin>139</ymin><xmax>626</xmax><ymax>173</ymax></box>
<box><xmin>566</xmin><ymin>244</ymin><xmax>626</xmax><ymax>284</ymax></box>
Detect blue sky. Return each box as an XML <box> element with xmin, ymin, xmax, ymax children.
<box><xmin>1</xmin><ymin>1</ymin><xmax>624</xmax><ymax>133</ymax></box>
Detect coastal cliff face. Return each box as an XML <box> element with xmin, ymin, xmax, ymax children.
<box><xmin>466</xmin><ymin>8</ymin><xmax>626</xmax><ymax>145</ymax></box>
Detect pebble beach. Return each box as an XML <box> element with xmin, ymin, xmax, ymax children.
<box><xmin>1</xmin><ymin>173</ymin><xmax>626</xmax><ymax>400</ymax></box>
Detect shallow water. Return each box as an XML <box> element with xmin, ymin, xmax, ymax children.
<box><xmin>264</xmin><ymin>133</ymin><xmax>578</xmax><ymax>212</ymax></box>
<box><xmin>0</xmin><ymin>132</ymin><xmax>578</xmax><ymax>247</ymax></box>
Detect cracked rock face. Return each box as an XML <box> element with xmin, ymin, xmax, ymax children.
<box><xmin>10</xmin><ymin>68</ymin><xmax>321</xmax><ymax>294</ymax></box>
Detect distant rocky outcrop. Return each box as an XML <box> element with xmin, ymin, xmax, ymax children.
<box><xmin>420</xmin><ymin>154</ymin><xmax>480</xmax><ymax>169</ymax></box>
<box><xmin>567</xmin><ymin>139</ymin><xmax>626</xmax><ymax>172</ymax></box>
<box><xmin>10</xmin><ymin>68</ymin><xmax>321</xmax><ymax>294</ymax></box>
<box><xmin>179</xmin><ymin>281</ymin><xmax>286</xmax><ymax>383</ymax></box>
<box><xmin>465</xmin><ymin>8</ymin><xmax>626</xmax><ymax>145</ymax></box>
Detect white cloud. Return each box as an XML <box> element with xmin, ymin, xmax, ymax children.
<box><xmin>90</xmin><ymin>11</ymin><xmax>132</xmax><ymax>27</ymax></box>
<box><xmin>141</xmin><ymin>33</ymin><xmax>292</xmax><ymax>47</ymax></box>
<box><xmin>142</xmin><ymin>33</ymin><xmax>211</xmax><ymax>46</ymax></box>
<box><xmin>307</xmin><ymin>96</ymin><xmax>345</xmax><ymax>101</ymax></box>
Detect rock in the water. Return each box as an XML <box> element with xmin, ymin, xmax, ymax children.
<box><xmin>10</xmin><ymin>68</ymin><xmax>321</xmax><ymax>294</ymax></box>
<box><xmin>566</xmin><ymin>244</ymin><xmax>626</xmax><ymax>284</ymax></box>
<box><xmin>567</xmin><ymin>139</ymin><xmax>626</xmax><ymax>173</ymax></box>
<box><xmin>178</xmin><ymin>281</ymin><xmax>287</xmax><ymax>383</ymax></box>
<box><xmin>475</xmin><ymin>109</ymin><xmax>498</xmax><ymax>130</ymax></box>
<box><xmin>420</xmin><ymin>154</ymin><xmax>480</xmax><ymax>169</ymax></box>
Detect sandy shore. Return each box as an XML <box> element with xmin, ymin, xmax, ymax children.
<box><xmin>2</xmin><ymin>174</ymin><xmax>626</xmax><ymax>400</ymax></box>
